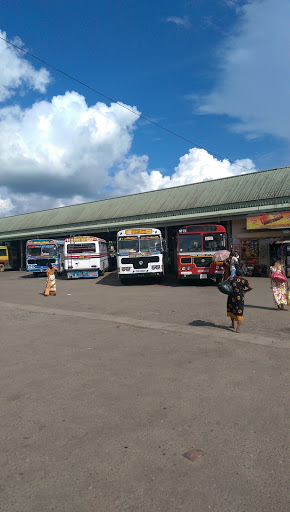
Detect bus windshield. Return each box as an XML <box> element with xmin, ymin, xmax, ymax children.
<box><xmin>118</xmin><ymin>236</ymin><xmax>139</xmax><ymax>254</ymax></box>
<box><xmin>203</xmin><ymin>233</ymin><xmax>226</xmax><ymax>251</ymax></box>
<box><xmin>27</xmin><ymin>245</ymin><xmax>57</xmax><ymax>257</ymax></box>
<box><xmin>179</xmin><ymin>234</ymin><xmax>202</xmax><ymax>252</ymax></box>
<box><xmin>67</xmin><ymin>243</ymin><xmax>96</xmax><ymax>254</ymax></box>
<box><xmin>27</xmin><ymin>246</ymin><xmax>41</xmax><ymax>257</ymax></box>
<box><xmin>41</xmin><ymin>245</ymin><xmax>58</xmax><ymax>257</ymax></box>
<box><xmin>140</xmin><ymin>235</ymin><xmax>161</xmax><ymax>253</ymax></box>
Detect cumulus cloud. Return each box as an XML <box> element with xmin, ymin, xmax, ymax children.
<box><xmin>196</xmin><ymin>0</ymin><xmax>290</xmax><ymax>141</ymax></box>
<box><xmin>0</xmin><ymin>91</ymin><xmax>140</xmax><ymax>200</ymax></box>
<box><xmin>110</xmin><ymin>148</ymin><xmax>256</xmax><ymax>196</ymax></box>
<box><xmin>0</xmin><ymin>194</ymin><xmax>14</xmax><ymax>216</ymax></box>
<box><xmin>0</xmin><ymin>30</ymin><xmax>50</xmax><ymax>102</ymax></box>
<box><xmin>165</xmin><ymin>16</ymin><xmax>191</xmax><ymax>29</ymax></box>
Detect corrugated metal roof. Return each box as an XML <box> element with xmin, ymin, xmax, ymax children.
<box><xmin>0</xmin><ymin>167</ymin><xmax>289</xmax><ymax>239</ymax></box>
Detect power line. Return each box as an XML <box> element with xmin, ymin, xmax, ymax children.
<box><xmin>1</xmin><ymin>34</ymin><xmax>255</xmax><ymax>173</ymax></box>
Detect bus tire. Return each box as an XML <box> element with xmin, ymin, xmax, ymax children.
<box><xmin>0</xmin><ymin>263</ymin><xmax>5</xmax><ymax>272</ymax></box>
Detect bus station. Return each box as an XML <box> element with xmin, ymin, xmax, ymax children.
<box><xmin>1</xmin><ymin>166</ymin><xmax>289</xmax><ymax>512</ymax></box>
<box><xmin>0</xmin><ymin>166</ymin><xmax>289</xmax><ymax>278</ymax></box>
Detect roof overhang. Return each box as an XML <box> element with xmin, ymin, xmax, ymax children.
<box><xmin>0</xmin><ymin>203</ymin><xmax>288</xmax><ymax>241</ymax></box>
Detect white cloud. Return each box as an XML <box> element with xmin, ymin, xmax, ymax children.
<box><xmin>165</xmin><ymin>16</ymin><xmax>191</xmax><ymax>29</ymax></box>
<box><xmin>0</xmin><ymin>91</ymin><xmax>140</xmax><ymax>199</ymax></box>
<box><xmin>0</xmin><ymin>195</ymin><xmax>14</xmax><ymax>216</ymax></box>
<box><xmin>1</xmin><ymin>147</ymin><xmax>256</xmax><ymax>216</ymax></box>
<box><xmin>110</xmin><ymin>148</ymin><xmax>256</xmax><ymax>196</ymax></box>
<box><xmin>196</xmin><ymin>0</ymin><xmax>290</xmax><ymax>141</ymax></box>
<box><xmin>0</xmin><ymin>30</ymin><xmax>50</xmax><ymax>102</ymax></box>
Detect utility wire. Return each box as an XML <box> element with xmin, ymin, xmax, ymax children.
<box><xmin>0</xmin><ymin>35</ymin><xmax>263</xmax><ymax>173</ymax></box>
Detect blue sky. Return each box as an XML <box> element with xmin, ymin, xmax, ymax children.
<box><xmin>0</xmin><ymin>0</ymin><xmax>289</xmax><ymax>216</ymax></box>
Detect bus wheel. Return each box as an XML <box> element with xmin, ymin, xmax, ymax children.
<box><xmin>0</xmin><ymin>263</ymin><xmax>5</xmax><ymax>272</ymax></box>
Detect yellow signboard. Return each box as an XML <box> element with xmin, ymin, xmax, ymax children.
<box><xmin>125</xmin><ymin>229</ymin><xmax>152</xmax><ymax>235</ymax></box>
<box><xmin>30</xmin><ymin>240</ymin><xmax>54</xmax><ymax>244</ymax></box>
<box><xmin>247</xmin><ymin>211</ymin><xmax>290</xmax><ymax>230</ymax></box>
<box><xmin>69</xmin><ymin>236</ymin><xmax>97</xmax><ymax>242</ymax></box>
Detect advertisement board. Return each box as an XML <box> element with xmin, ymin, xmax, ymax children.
<box><xmin>247</xmin><ymin>211</ymin><xmax>290</xmax><ymax>230</ymax></box>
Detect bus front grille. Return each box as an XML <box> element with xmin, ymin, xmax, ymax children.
<box><xmin>28</xmin><ymin>258</ymin><xmax>56</xmax><ymax>266</ymax></box>
<box><xmin>121</xmin><ymin>256</ymin><xmax>159</xmax><ymax>269</ymax></box>
<box><xmin>193</xmin><ymin>257</ymin><xmax>212</xmax><ymax>268</ymax></box>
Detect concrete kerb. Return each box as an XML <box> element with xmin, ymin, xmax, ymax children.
<box><xmin>0</xmin><ymin>300</ymin><xmax>287</xmax><ymax>349</ymax></box>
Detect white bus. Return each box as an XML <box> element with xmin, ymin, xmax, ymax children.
<box><xmin>64</xmin><ymin>236</ymin><xmax>109</xmax><ymax>279</ymax></box>
<box><xmin>117</xmin><ymin>228</ymin><xmax>164</xmax><ymax>284</ymax></box>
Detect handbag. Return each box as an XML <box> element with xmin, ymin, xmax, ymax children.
<box><xmin>287</xmin><ymin>291</ymin><xmax>290</xmax><ymax>306</ymax></box>
<box><xmin>271</xmin><ymin>272</ymin><xmax>286</xmax><ymax>283</ymax></box>
<box><xmin>218</xmin><ymin>280</ymin><xmax>234</xmax><ymax>295</ymax></box>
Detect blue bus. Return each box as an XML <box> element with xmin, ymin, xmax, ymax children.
<box><xmin>26</xmin><ymin>239</ymin><xmax>64</xmax><ymax>275</ymax></box>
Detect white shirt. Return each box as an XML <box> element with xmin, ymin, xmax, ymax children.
<box><xmin>230</xmin><ymin>256</ymin><xmax>238</xmax><ymax>270</ymax></box>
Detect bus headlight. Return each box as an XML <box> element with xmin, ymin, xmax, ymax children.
<box><xmin>121</xmin><ymin>267</ymin><xmax>130</xmax><ymax>271</ymax></box>
<box><xmin>187</xmin><ymin>266</ymin><xmax>191</xmax><ymax>271</ymax></box>
<box><xmin>182</xmin><ymin>266</ymin><xmax>186</xmax><ymax>271</ymax></box>
<box><xmin>152</xmin><ymin>265</ymin><xmax>160</xmax><ymax>270</ymax></box>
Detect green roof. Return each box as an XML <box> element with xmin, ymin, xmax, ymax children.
<box><xmin>0</xmin><ymin>167</ymin><xmax>289</xmax><ymax>240</ymax></box>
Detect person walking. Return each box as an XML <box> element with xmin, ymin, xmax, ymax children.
<box><xmin>270</xmin><ymin>260</ymin><xmax>288</xmax><ymax>310</ymax></box>
<box><xmin>227</xmin><ymin>274</ymin><xmax>253</xmax><ymax>333</ymax></box>
<box><xmin>222</xmin><ymin>257</ymin><xmax>231</xmax><ymax>281</ymax></box>
<box><xmin>44</xmin><ymin>263</ymin><xmax>57</xmax><ymax>296</ymax></box>
<box><xmin>230</xmin><ymin>251</ymin><xmax>239</xmax><ymax>278</ymax></box>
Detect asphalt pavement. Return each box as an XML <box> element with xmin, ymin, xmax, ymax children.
<box><xmin>0</xmin><ymin>271</ymin><xmax>289</xmax><ymax>511</ymax></box>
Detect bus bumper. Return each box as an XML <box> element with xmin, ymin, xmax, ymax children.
<box><xmin>179</xmin><ymin>272</ymin><xmax>217</xmax><ymax>280</ymax></box>
<box><xmin>118</xmin><ymin>271</ymin><xmax>163</xmax><ymax>278</ymax></box>
<box><xmin>67</xmin><ymin>270</ymin><xmax>99</xmax><ymax>279</ymax></box>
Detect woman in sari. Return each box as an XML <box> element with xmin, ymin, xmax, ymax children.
<box><xmin>227</xmin><ymin>275</ymin><xmax>253</xmax><ymax>333</ymax></box>
<box><xmin>270</xmin><ymin>260</ymin><xmax>288</xmax><ymax>310</ymax></box>
<box><xmin>44</xmin><ymin>263</ymin><xmax>57</xmax><ymax>296</ymax></box>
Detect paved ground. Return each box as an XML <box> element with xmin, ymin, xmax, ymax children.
<box><xmin>0</xmin><ymin>271</ymin><xmax>289</xmax><ymax>511</ymax></box>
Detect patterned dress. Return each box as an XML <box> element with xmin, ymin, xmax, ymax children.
<box><xmin>44</xmin><ymin>267</ymin><xmax>57</xmax><ymax>296</ymax></box>
<box><xmin>270</xmin><ymin>264</ymin><xmax>288</xmax><ymax>306</ymax></box>
<box><xmin>227</xmin><ymin>277</ymin><xmax>249</xmax><ymax>322</ymax></box>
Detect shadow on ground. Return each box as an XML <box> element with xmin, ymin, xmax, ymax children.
<box><xmin>245</xmin><ymin>304</ymin><xmax>278</xmax><ymax>311</ymax></box>
<box><xmin>189</xmin><ymin>319</ymin><xmax>232</xmax><ymax>331</ymax></box>
<box><xmin>97</xmin><ymin>272</ymin><xmax>218</xmax><ymax>287</ymax></box>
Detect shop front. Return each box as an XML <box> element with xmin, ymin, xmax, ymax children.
<box><xmin>232</xmin><ymin>211</ymin><xmax>290</xmax><ymax>277</ymax></box>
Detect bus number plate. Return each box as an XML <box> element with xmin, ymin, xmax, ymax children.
<box><xmin>200</xmin><ymin>274</ymin><xmax>207</xmax><ymax>279</ymax></box>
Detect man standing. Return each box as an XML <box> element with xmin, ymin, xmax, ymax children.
<box><xmin>230</xmin><ymin>251</ymin><xmax>239</xmax><ymax>278</ymax></box>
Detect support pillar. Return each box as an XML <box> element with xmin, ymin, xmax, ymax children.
<box><xmin>20</xmin><ymin>240</ymin><xmax>24</xmax><ymax>270</ymax></box>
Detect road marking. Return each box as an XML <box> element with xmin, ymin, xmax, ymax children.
<box><xmin>0</xmin><ymin>300</ymin><xmax>287</xmax><ymax>348</ymax></box>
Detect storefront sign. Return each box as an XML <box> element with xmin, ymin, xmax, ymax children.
<box><xmin>247</xmin><ymin>211</ymin><xmax>290</xmax><ymax>230</ymax></box>
<box><xmin>241</xmin><ymin>240</ymin><xmax>259</xmax><ymax>262</ymax></box>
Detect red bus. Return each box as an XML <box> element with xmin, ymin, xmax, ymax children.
<box><xmin>176</xmin><ymin>224</ymin><xmax>227</xmax><ymax>282</ymax></box>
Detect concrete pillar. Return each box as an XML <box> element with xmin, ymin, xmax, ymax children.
<box><xmin>20</xmin><ymin>240</ymin><xmax>24</xmax><ymax>270</ymax></box>
<box><xmin>164</xmin><ymin>225</ymin><xmax>168</xmax><ymax>248</ymax></box>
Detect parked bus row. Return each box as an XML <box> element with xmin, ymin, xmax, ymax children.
<box><xmin>26</xmin><ymin>236</ymin><xmax>109</xmax><ymax>279</ymax></box>
<box><xmin>1</xmin><ymin>224</ymin><xmax>228</xmax><ymax>284</ymax></box>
